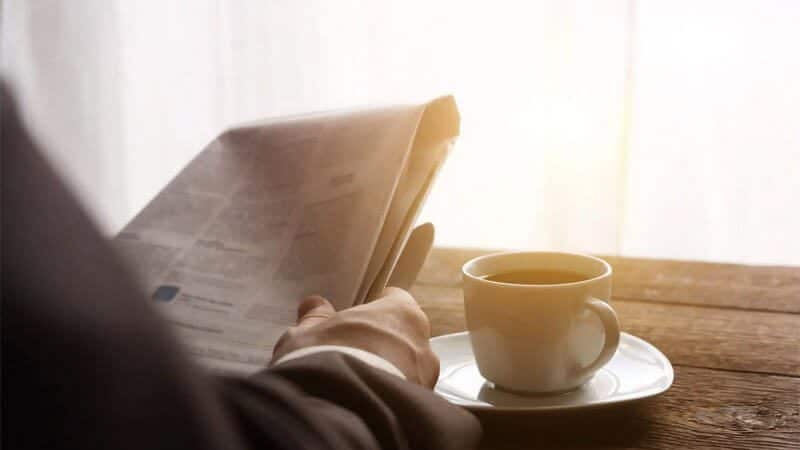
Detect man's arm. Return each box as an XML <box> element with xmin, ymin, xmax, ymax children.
<box><xmin>2</xmin><ymin>83</ymin><xmax>480</xmax><ymax>450</ymax></box>
<box><xmin>219</xmin><ymin>352</ymin><xmax>479</xmax><ymax>449</ymax></box>
<box><xmin>217</xmin><ymin>288</ymin><xmax>481</xmax><ymax>449</ymax></box>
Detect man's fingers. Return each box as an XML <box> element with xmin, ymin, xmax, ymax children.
<box><xmin>296</xmin><ymin>295</ymin><xmax>336</xmax><ymax>328</ymax></box>
<box><xmin>377</xmin><ymin>287</ymin><xmax>415</xmax><ymax>304</ymax></box>
<box><xmin>297</xmin><ymin>295</ymin><xmax>330</xmax><ymax>319</ymax></box>
<box><xmin>372</xmin><ymin>287</ymin><xmax>430</xmax><ymax>338</ymax></box>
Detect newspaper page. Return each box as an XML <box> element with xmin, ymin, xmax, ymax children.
<box><xmin>115</xmin><ymin>98</ymin><xmax>459</xmax><ymax>374</ymax></box>
<box><xmin>356</xmin><ymin>96</ymin><xmax>459</xmax><ymax>303</ymax></box>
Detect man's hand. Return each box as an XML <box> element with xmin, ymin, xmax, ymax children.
<box><xmin>271</xmin><ymin>287</ymin><xmax>439</xmax><ymax>387</ymax></box>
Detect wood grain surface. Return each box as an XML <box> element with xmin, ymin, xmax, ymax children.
<box><xmin>413</xmin><ymin>247</ymin><xmax>800</xmax><ymax>450</ymax></box>
<box><xmin>415</xmin><ymin>248</ymin><xmax>800</xmax><ymax>313</ymax></box>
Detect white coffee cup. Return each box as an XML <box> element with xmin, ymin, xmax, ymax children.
<box><xmin>462</xmin><ymin>251</ymin><xmax>620</xmax><ymax>394</ymax></box>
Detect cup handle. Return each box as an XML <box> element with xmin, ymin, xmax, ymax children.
<box><xmin>575</xmin><ymin>297</ymin><xmax>621</xmax><ymax>378</ymax></box>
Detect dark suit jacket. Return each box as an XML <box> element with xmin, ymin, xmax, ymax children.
<box><xmin>2</xmin><ymin>85</ymin><xmax>481</xmax><ymax>450</ymax></box>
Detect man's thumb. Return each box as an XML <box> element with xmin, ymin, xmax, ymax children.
<box><xmin>296</xmin><ymin>295</ymin><xmax>336</xmax><ymax>328</ymax></box>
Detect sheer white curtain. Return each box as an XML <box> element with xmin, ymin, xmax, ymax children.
<box><xmin>622</xmin><ymin>0</ymin><xmax>800</xmax><ymax>265</ymax></box>
<box><xmin>3</xmin><ymin>0</ymin><xmax>798</xmax><ymax>265</ymax></box>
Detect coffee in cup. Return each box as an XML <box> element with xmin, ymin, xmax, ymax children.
<box><xmin>483</xmin><ymin>269</ymin><xmax>589</xmax><ymax>285</ymax></box>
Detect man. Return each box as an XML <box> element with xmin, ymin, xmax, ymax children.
<box><xmin>2</xmin><ymin>84</ymin><xmax>481</xmax><ymax>450</ymax></box>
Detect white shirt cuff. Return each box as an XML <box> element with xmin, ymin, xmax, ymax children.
<box><xmin>272</xmin><ymin>345</ymin><xmax>406</xmax><ymax>380</ymax></box>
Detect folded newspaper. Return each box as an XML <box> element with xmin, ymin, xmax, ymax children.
<box><xmin>115</xmin><ymin>96</ymin><xmax>459</xmax><ymax>374</ymax></box>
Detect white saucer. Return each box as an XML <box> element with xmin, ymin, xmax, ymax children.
<box><xmin>431</xmin><ymin>331</ymin><xmax>673</xmax><ymax>412</ymax></box>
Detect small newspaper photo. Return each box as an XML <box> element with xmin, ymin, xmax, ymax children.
<box><xmin>114</xmin><ymin>96</ymin><xmax>460</xmax><ymax>374</ymax></box>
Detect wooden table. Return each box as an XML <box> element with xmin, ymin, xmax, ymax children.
<box><xmin>411</xmin><ymin>248</ymin><xmax>800</xmax><ymax>450</ymax></box>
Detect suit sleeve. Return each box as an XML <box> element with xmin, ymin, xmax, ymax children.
<box><xmin>2</xmin><ymin>82</ymin><xmax>481</xmax><ymax>450</ymax></box>
<box><xmin>220</xmin><ymin>352</ymin><xmax>480</xmax><ymax>450</ymax></box>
